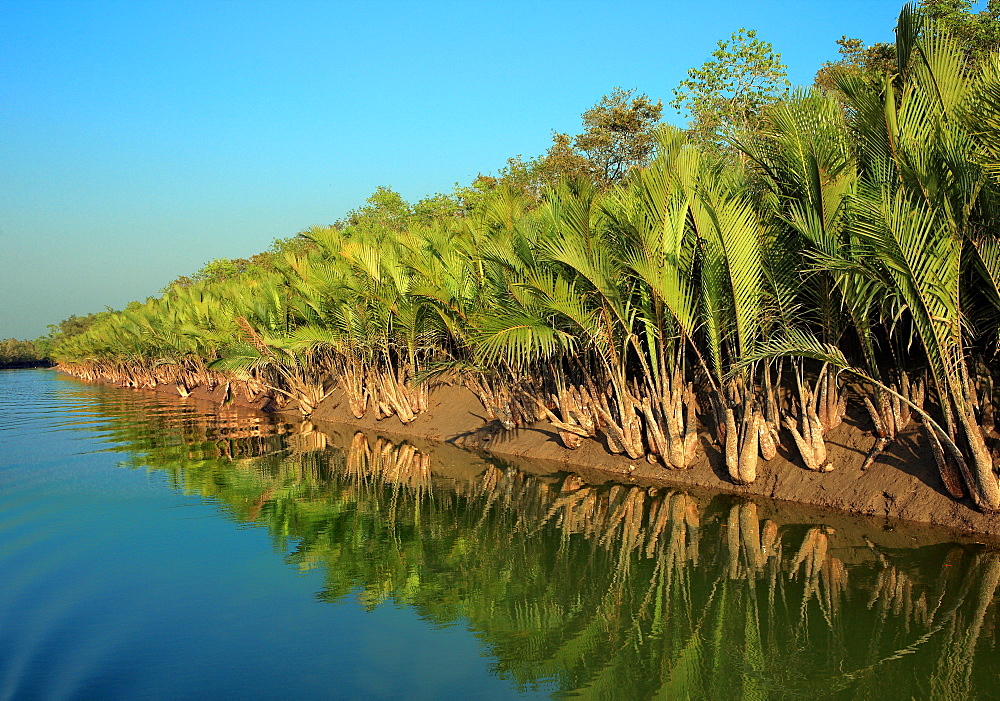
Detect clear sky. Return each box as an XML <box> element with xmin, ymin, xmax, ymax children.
<box><xmin>1</xmin><ymin>0</ymin><xmax>915</xmax><ymax>339</ymax></box>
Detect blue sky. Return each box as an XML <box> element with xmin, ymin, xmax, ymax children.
<box><xmin>1</xmin><ymin>0</ymin><xmax>913</xmax><ymax>339</ymax></box>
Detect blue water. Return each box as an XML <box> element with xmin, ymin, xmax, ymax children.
<box><xmin>0</xmin><ymin>369</ymin><xmax>528</xmax><ymax>699</ymax></box>
<box><xmin>5</xmin><ymin>368</ymin><xmax>1000</xmax><ymax>700</ymax></box>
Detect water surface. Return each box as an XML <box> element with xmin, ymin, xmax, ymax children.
<box><xmin>2</xmin><ymin>368</ymin><xmax>999</xmax><ymax>699</ymax></box>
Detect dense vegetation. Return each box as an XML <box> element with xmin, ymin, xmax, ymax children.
<box><xmin>0</xmin><ymin>313</ymin><xmax>108</xmax><ymax>368</ymax></box>
<box><xmin>52</xmin><ymin>4</ymin><xmax>1000</xmax><ymax>510</ymax></box>
<box><xmin>0</xmin><ymin>338</ymin><xmax>48</xmax><ymax>368</ymax></box>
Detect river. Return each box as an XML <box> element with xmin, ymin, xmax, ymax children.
<box><xmin>2</xmin><ymin>368</ymin><xmax>999</xmax><ymax>699</ymax></box>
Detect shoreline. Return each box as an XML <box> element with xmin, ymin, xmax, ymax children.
<box><xmin>50</xmin><ymin>368</ymin><xmax>1000</xmax><ymax>538</ymax></box>
<box><xmin>0</xmin><ymin>360</ymin><xmax>54</xmax><ymax>370</ymax></box>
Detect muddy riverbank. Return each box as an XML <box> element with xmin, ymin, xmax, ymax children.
<box><xmin>68</xmin><ymin>373</ymin><xmax>1000</xmax><ymax>537</ymax></box>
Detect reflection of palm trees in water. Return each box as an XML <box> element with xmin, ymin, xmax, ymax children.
<box><xmin>844</xmin><ymin>545</ymin><xmax>1000</xmax><ymax>700</ymax></box>
<box><xmin>331</xmin><ymin>439</ymin><xmax>1000</xmax><ymax>699</ymax></box>
<box><xmin>82</xmin><ymin>393</ymin><xmax>1000</xmax><ymax>698</ymax></box>
<box><xmin>346</xmin><ymin>432</ymin><xmax>431</xmax><ymax>493</ymax></box>
<box><xmin>789</xmin><ymin>525</ymin><xmax>848</xmax><ymax>626</ymax></box>
<box><xmin>929</xmin><ymin>551</ymin><xmax>1000</xmax><ymax>700</ymax></box>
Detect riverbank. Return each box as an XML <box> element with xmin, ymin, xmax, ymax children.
<box><xmin>306</xmin><ymin>384</ymin><xmax>1000</xmax><ymax>537</ymax></box>
<box><xmin>72</xmin><ymin>370</ymin><xmax>999</xmax><ymax>537</ymax></box>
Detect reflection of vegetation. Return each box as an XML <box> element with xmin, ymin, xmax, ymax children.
<box><xmin>83</xmin><ymin>389</ymin><xmax>1000</xmax><ymax>698</ymax></box>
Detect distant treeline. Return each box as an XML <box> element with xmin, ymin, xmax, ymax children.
<box><xmin>50</xmin><ymin>3</ymin><xmax>1000</xmax><ymax>511</ymax></box>
<box><xmin>1</xmin><ymin>313</ymin><xmax>110</xmax><ymax>369</ymax></box>
<box><xmin>0</xmin><ymin>339</ymin><xmax>49</xmax><ymax>368</ymax></box>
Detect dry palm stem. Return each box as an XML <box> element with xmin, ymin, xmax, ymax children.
<box><xmin>592</xmin><ymin>380</ymin><xmax>645</xmax><ymax>460</ymax></box>
<box><xmin>758</xmin><ymin>363</ymin><xmax>782</xmax><ymax>461</ymax></box>
<box><xmin>335</xmin><ymin>356</ymin><xmax>368</xmax><ymax>418</ymax></box>
<box><xmin>157</xmin><ymin>363</ymin><xmax>195</xmax><ymax>397</ymax></box>
<box><xmin>968</xmin><ymin>358</ymin><xmax>996</xmax><ymax>435</ymax></box>
<box><xmin>636</xmin><ymin>367</ymin><xmax>699</xmax><ymax>469</ymax></box>
<box><xmin>783</xmin><ymin>365</ymin><xmax>833</xmax><ymax>473</ymax></box>
<box><xmin>861</xmin><ymin>372</ymin><xmax>925</xmax><ymax>470</ymax></box>
<box><xmin>818</xmin><ymin>365</ymin><xmax>848</xmax><ymax>432</ymax></box>
<box><xmin>537</xmin><ymin>380</ymin><xmax>600</xmax><ymax>450</ymax></box>
<box><xmin>370</xmin><ymin>368</ymin><xmax>417</xmax><ymax>422</ymax></box>
<box><xmin>542</xmin><ymin>362</ymin><xmax>699</xmax><ymax>469</ymax></box>
<box><xmin>871</xmin><ymin>371</ymin><xmax>965</xmax><ymax>500</ymax></box>
<box><xmin>282</xmin><ymin>369</ymin><xmax>334</xmax><ymax>417</ymax></box>
<box><xmin>920</xmin><ymin>420</ymin><xmax>966</xmax><ymax>499</ymax></box>
<box><xmin>467</xmin><ymin>371</ymin><xmax>539</xmax><ymax>431</ymax></box>
<box><xmin>465</xmin><ymin>373</ymin><xmax>511</xmax><ymax>428</ymax></box>
<box><xmin>234</xmin><ymin>315</ymin><xmax>334</xmax><ymax>417</ymax></box>
<box><xmin>538</xmin><ymin>365</ymin><xmax>641</xmax><ymax>458</ymax></box>
<box><xmin>723</xmin><ymin>388</ymin><xmax>763</xmax><ymax>485</ymax></box>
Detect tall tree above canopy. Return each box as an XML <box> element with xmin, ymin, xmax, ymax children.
<box><xmin>671</xmin><ymin>28</ymin><xmax>790</xmax><ymax>145</ymax></box>
<box><xmin>534</xmin><ymin>132</ymin><xmax>594</xmax><ymax>189</ymax></box>
<box><xmin>467</xmin><ymin>89</ymin><xmax>663</xmax><ymax>199</ymax></box>
<box><xmin>571</xmin><ymin>87</ymin><xmax>663</xmax><ymax>186</ymax></box>
<box><xmin>814</xmin><ymin>37</ymin><xmax>897</xmax><ymax>93</ymax></box>
<box><xmin>340</xmin><ymin>186</ymin><xmax>413</xmax><ymax>233</ymax></box>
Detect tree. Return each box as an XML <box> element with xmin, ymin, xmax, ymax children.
<box><xmin>815</xmin><ymin>1</ymin><xmax>1000</xmax><ymax>94</ymax></box>
<box><xmin>0</xmin><ymin>338</ymin><xmax>47</xmax><ymax>367</ymax></box>
<box><xmin>413</xmin><ymin>192</ymin><xmax>462</xmax><ymax>224</ymax></box>
<box><xmin>467</xmin><ymin>88</ymin><xmax>663</xmax><ymax>198</ymax></box>
<box><xmin>920</xmin><ymin>0</ymin><xmax>1000</xmax><ymax>63</ymax></box>
<box><xmin>571</xmin><ymin>87</ymin><xmax>663</xmax><ymax>186</ymax></box>
<box><xmin>534</xmin><ymin>132</ymin><xmax>594</xmax><ymax>189</ymax></box>
<box><xmin>34</xmin><ymin>311</ymin><xmax>110</xmax><ymax>357</ymax></box>
<box><xmin>671</xmin><ymin>29</ymin><xmax>789</xmax><ymax>145</ymax></box>
<box><xmin>341</xmin><ymin>186</ymin><xmax>413</xmax><ymax>232</ymax></box>
<box><xmin>814</xmin><ymin>37</ymin><xmax>897</xmax><ymax>94</ymax></box>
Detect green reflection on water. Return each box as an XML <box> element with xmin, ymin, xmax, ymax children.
<box><xmin>84</xmin><ymin>386</ymin><xmax>1000</xmax><ymax>700</ymax></box>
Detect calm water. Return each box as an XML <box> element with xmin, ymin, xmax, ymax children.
<box><xmin>2</xmin><ymin>369</ymin><xmax>1000</xmax><ymax>699</ymax></box>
